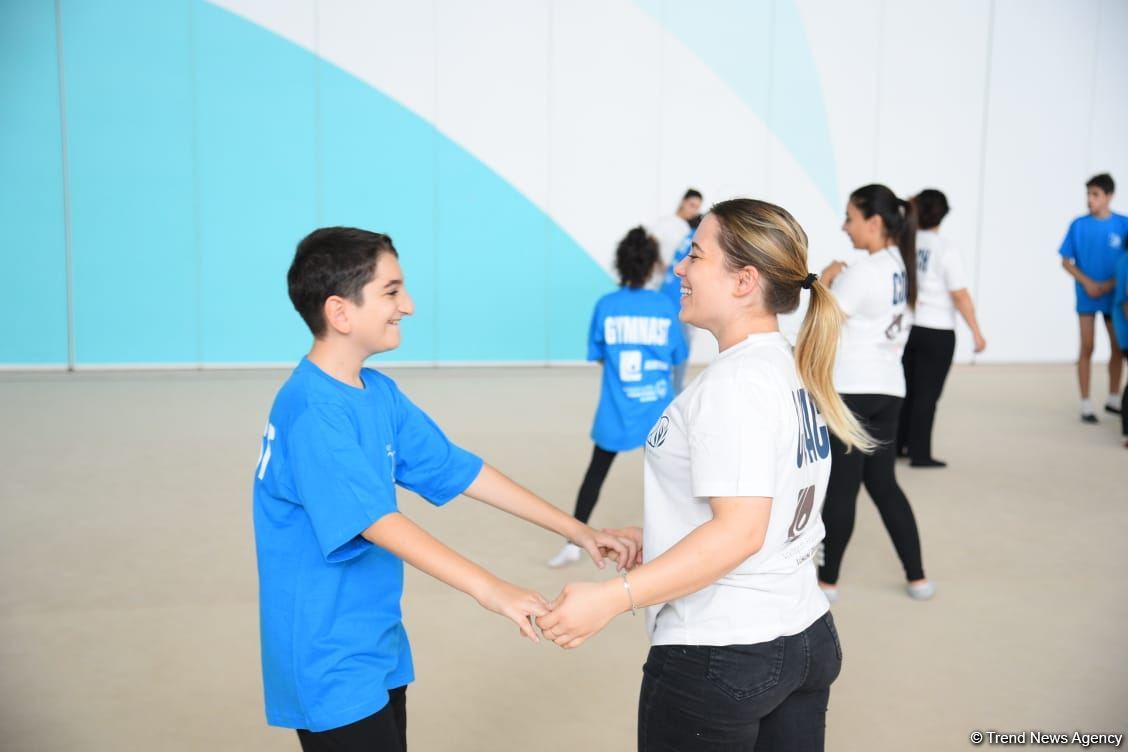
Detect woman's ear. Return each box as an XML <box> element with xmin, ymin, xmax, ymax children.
<box><xmin>734</xmin><ymin>265</ymin><xmax>761</xmax><ymax>298</ymax></box>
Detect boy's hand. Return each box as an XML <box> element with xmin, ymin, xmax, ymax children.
<box><xmin>538</xmin><ymin>581</ymin><xmax>624</xmax><ymax>650</ymax></box>
<box><xmin>476</xmin><ymin>579</ymin><xmax>550</xmax><ymax>644</ymax></box>
<box><xmin>603</xmin><ymin>526</ymin><xmax>644</xmax><ymax>568</ymax></box>
<box><xmin>1083</xmin><ymin>279</ymin><xmax>1105</xmax><ymax>298</ymax></box>
<box><xmin>571</xmin><ymin>526</ymin><xmax>638</xmax><ymax>572</ymax></box>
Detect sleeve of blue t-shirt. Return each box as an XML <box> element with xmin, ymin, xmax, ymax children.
<box><xmin>1058</xmin><ymin>220</ymin><xmax>1078</xmax><ymax>261</ymax></box>
<box><xmin>391</xmin><ymin>387</ymin><xmax>484</xmax><ymax>505</ymax></box>
<box><xmin>587</xmin><ymin>302</ymin><xmax>605</xmax><ymax>362</ymax></box>
<box><xmin>289</xmin><ymin>404</ymin><xmax>398</xmax><ymax>563</ymax></box>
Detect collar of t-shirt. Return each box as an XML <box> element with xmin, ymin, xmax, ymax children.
<box><xmin>713</xmin><ymin>330</ymin><xmax>790</xmax><ymax>362</ymax></box>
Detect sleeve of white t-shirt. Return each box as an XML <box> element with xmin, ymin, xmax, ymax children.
<box><xmin>942</xmin><ymin>245</ymin><xmax>969</xmax><ymax>292</ymax></box>
<box><xmin>829</xmin><ymin>262</ymin><xmax>867</xmax><ymax>317</ymax></box>
<box><xmin>686</xmin><ymin>375</ymin><xmax>779</xmax><ymax>499</ymax></box>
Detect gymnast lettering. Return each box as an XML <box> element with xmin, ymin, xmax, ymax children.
<box><xmin>604</xmin><ymin>316</ymin><xmax>672</xmax><ymax>346</ymax></box>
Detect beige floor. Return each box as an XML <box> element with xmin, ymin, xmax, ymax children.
<box><xmin>1</xmin><ymin>363</ymin><xmax>1125</xmax><ymax>751</ymax></box>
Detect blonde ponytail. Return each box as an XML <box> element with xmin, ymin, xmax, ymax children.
<box><xmin>796</xmin><ymin>281</ymin><xmax>875</xmax><ymax>453</ymax></box>
<box><xmin>710</xmin><ymin>198</ymin><xmax>875</xmax><ymax>453</ymax></box>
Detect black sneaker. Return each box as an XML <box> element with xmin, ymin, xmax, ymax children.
<box><xmin>1081</xmin><ymin>413</ymin><xmax>1099</xmax><ymax>424</ymax></box>
<box><xmin>910</xmin><ymin>458</ymin><xmax>948</xmax><ymax>468</ymax></box>
<box><xmin>1105</xmin><ymin>404</ymin><xmax>1122</xmax><ymax>415</ymax></box>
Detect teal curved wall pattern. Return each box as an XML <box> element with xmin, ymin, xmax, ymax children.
<box><xmin>3</xmin><ymin>0</ymin><xmax>1128</xmax><ymax>367</ymax></box>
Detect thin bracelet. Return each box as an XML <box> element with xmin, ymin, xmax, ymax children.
<box><xmin>620</xmin><ymin>571</ymin><xmax>637</xmax><ymax>616</ymax></box>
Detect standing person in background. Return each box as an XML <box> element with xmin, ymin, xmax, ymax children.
<box><xmin>548</xmin><ymin>227</ymin><xmax>688</xmax><ymax>567</ymax></box>
<box><xmin>647</xmin><ymin>189</ymin><xmax>703</xmax><ymax>288</ymax></box>
<box><xmin>1112</xmin><ymin>236</ymin><xmax>1128</xmax><ymax>448</ymax></box>
<box><xmin>1059</xmin><ymin>173</ymin><xmax>1128</xmax><ymax>423</ymax></box>
<box><xmin>818</xmin><ymin>184</ymin><xmax>934</xmax><ymax>603</ymax></box>
<box><xmin>659</xmin><ymin>213</ymin><xmax>703</xmax><ymax>392</ymax></box>
<box><xmin>896</xmin><ymin>189</ymin><xmax>988</xmax><ymax>468</ymax></box>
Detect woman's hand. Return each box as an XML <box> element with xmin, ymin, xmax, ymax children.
<box><xmin>537</xmin><ymin>580</ymin><xmax>627</xmax><ymax>650</ymax></box>
<box><xmin>973</xmin><ymin>332</ymin><xmax>987</xmax><ymax>353</ymax></box>
<box><xmin>571</xmin><ymin>525</ymin><xmax>638</xmax><ymax>572</ymax></box>
<box><xmin>603</xmin><ymin>526</ymin><xmax>644</xmax><ymax>568</ymax></box>
<box><xmin>475</xmin><ymin>578</ymin><xmax>550</xmax><ymax>643</ymax></box>
<box><xmin>820</xmin><ymin>260</ymin><xmax>847</xmax><ymax>287</ymax></box>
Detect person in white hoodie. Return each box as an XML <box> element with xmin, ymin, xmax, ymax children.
<box><xmin>537</xmin><ymin>199</ymin><xmax>873</xmax><ymax>751</ymax></box>
<box><xmin>817</xmin><ymin>183</ymin><xmax>935</xmax><ymax>603</ymax></box>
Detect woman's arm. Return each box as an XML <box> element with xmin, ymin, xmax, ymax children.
<box><xmin>463</xmin><ymin>464</ymin><xmax>637</xmax><ymax>570</ymax></box>
<box><xmin>950</xmin><ymin>289</ymin><xmax>987</xmax><ymax>353</ymax></box>
<box><xmin>536</xmin><ymin>497</ymin><xmax>772</xmax><ymax>648</ymax></box>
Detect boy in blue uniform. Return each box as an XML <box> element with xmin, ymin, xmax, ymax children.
<box><xmin>1113</xmin><ymin>241</ymin><xmax>1128</xmax><ymax>445</ymax></box>
<box><xmin>253</xmin><ymin>228</ymin><xmax>635</xmax><ymax>750</ymax></box>
<box><xmin>548</xmin><ymin>227</ymin><xmax>687</xmax><ymax>567</ymax></box>
<box><xmin>659</xmin><ymin>213</ymin><xmax>702</xmax><ymax>393</ymax></box>
<box><xmin>1059</xmin><ymin>173</ymin><xmax>1128</xmax><ymax>422</ymax></box>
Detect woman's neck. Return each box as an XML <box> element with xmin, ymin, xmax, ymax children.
<box><xmin>713</xmin><ymin>311</ymin><xmax>779</xmax><ymax>352</ymax></box>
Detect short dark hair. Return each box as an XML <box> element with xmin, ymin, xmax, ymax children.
<box><xmin>914</xmin><ymin>189</ymin><xmax>950</xmax><ymax>230</ymax></box>
<box><xmin>683</xmin><ymin>188</ymin><xmax>703</xmax><ymax>202</ymax></box>
<box><xmin>688</xmin><ymin>213</ymin><xmax>703</xmax><ymax>230</ymax></box>
<box><xmin>1087</xmin><ymin>173</ymin><xmax>1115</xmax><ymax>194</ymax></box>
<box><xmin>615</xmin><ymin>226</ymin><xmax>659</xmax><ymax>289</ymax></box>
<box><xmin>287</xmin><ymin>227</ymin><xmax>398</xmax><ymax>337</ymax></box>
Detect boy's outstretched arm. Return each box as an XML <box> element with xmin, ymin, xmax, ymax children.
<box><xmin>361</xmin><ymin>512</ymin><xmax>548</xmax><ymax>642</ymax></box>
<box><xmin>463</xmin><ymin>464</ymin><xmax>638</xmax><ymax>571</ymax></box>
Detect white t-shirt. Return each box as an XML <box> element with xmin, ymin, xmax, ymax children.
<box><xmin>830</xmin><ymin>247</ymin><xmax>910</xmax><ymax>397</ymax></box>
<box><xmin>913</xmin><ymin>230</ymin><xmax>968</xmax><ymax>330</ymax></box>
<box><xmin>642</xmin><ymin>332</ymin><xmax>831</xmax><ymax>647</ymax></box>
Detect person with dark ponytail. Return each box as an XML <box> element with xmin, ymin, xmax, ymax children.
<box><xmin>547</xmin><ymin>227</ymin><xmax>688</xmax><ymax>567</ymax></box>
<box><xmin>817</xmin><ymin>184</ymin><xmax>934</xmax><ymax>602</ymax></box>
<box><xmin>897</xmin><ymin>189</ymin><xmax>987</xmax><ymax>467</ymax></box>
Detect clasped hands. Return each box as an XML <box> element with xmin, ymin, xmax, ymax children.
<box><xmin>482</xmin><ymin>526</ymin><xmax>643</xmax><ymax>650</ymax></box>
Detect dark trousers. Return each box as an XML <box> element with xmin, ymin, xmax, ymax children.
<box><xmin>819</xmin><ymin>394</ymin><xmax>925</xmax><ymax>584</ymax></box>
<box><xmin>897</xmin><ymin>325</ymin><xmax>956</xmax><ymax>461</ymax></box>
<box><xmin>1122</xmin><ymin>352</ymin><xmax>1128</xmax><ymax>436</ymax></box>
<box><xmin>297</xmin><ymin>687</ymin><xmax>407</xmax><ymax>752</ymax></box>
<box><xmin>573</xmin><ymin>445</ymin><xmax>618</xmax><ymax>524</ymax></box>
<box><xmin>638</xmin><ymin>612</ymin><xmax>843</xmax><ymax>751</ymax></box>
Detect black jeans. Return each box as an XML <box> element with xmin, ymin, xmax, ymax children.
<box><xmin>297</xmin><ymin>687</ymin><xmax>407</xmax><ymax>752</ymax></box>
<box><xmin>819</xmin><ymin>394</ymin><xmax>925</xmax><ymax>584</ymax></box>
<box><xmin>573</xmin><ymin>445</ymin><xmax>618</xmax><ymax>524</ymax></box>
<box><xmin>897</xmin><ymin>326</ymin><xmax>956</xmax><ymax>461</ymax></box>
<box><xmin>638</xmin><ymin>612</ymin><xmax>843</xmax><ymax>751</ymax></box>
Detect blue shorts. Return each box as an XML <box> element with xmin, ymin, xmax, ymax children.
<box><xmin>1077</xmin><ymin>295</ymin><xmax>1114</xmax><ymax>316</ymax></box>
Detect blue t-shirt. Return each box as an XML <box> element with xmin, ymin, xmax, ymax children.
<box><xmin>1059</xmin><ymin>213</ymin><xmax>1128</xmax><ymax>313</ymax></box>
<box><xmin>253</xmin><ymin>358</ymin><xmax>482</xmax><ymax>732</ymax></box>
<box><xmin>1113</xmin><ymin>252</ymin><xmax>1128</xmax><ymax>349</ymax></box>
<box><xmin>659</xmin><ymin>228</ymin><xmax>695</xmax><ymax>308</ymax></box>
<box><xmin>588</xmin><ymin>288</ymin><xmax>688</xmax><ymax>451</ymax></box>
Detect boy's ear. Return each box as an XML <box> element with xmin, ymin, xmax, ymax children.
<box><xmin>322</xmin><ymin>296</ymin><xmax>352</xmax><ymax>335</ymax></box>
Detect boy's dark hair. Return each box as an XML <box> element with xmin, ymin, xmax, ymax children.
<box><xmin>684</xmin><ymin>188</ymin><xmax>703</xmax><ymax>202</ymax></box>
<box><xmin>288</xmin><ymin>227</ymin><xmax>399</xmax><ymax>337</ymax></box>
<box><xmin>615</xmin><ymin>226</ymin><xmax>659</xmax><ymax>289</ymax></box>
<box><xmin>688</xmin><ymin>213</ymin><xmax>704</xmax><ymax>230</ymax></box>
<box><xmin>1086</xmin><ymin>173</ymin><xmax>1115</xmax><ymax>194</ymax></box>
<box><xmin>914</xmin><ymin>189</ymin><xmax>950</xmax><ymax>230</ymax></box>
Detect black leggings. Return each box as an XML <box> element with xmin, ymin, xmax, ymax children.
<box><xmin>897</xmin><ymin>325</ymin><xmax>956</xmax><ymax>461</ymax></box>
<box><xmin>573</xmin><ymin>445</ymin><xmax>617</xmax><ymax>524</ymax></box>
<box><xmin>1122</xmin><ymin>352</ymin><xmax>1128</xmax><ymax>436</ymax></box>
<box><xmin>819</xmin><ymin>394</ymin><xmax>925</xmax><ymax>585</ymax></box>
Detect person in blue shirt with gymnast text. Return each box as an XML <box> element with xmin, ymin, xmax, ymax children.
<box><xmin>1059</xmin><ymin>173</ymin><xmax>1128</xmax><ymax>422</ymax></box>
<box><xmin>253</xmin><ymin>228</ymin><xmax>636</xmax><ymax>751</ymax></box>
<box><xmin>548</xmin><ymin>227</ymin><xmax>688</xmax><ymax>567</ymax></box>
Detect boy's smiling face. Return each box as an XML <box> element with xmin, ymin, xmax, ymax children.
<box><xmin>348</xmin><ymin>254</ymin><xmax>414</xmax><ymax>354</ymax></box>
<box><xmin>1087</xmin><ymin>186</ymin><xmax>1112</xmax><ymax>217</ymax></box>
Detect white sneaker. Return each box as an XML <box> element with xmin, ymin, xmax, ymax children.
<box><xmin>547</xmin><ymin>543</ymin><xmax>582</xmax><ymax>568</ymax></box>
<box><xmin>907</xmin><ymin>580</ymin><xmax>936</xmax><ymax>600</ymax></box>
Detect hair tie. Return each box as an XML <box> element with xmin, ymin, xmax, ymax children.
<box><xmin>801</xmin><ymin>272</ymin><xmax>818</xmax><ymax>290</ymax></box>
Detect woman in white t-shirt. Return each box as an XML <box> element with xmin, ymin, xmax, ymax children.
<box><xmin>896</xmin><ymin>189</ymin><xmax>987</xmax><ymax>466</ymax></box>
<box><xmin>817</xmin><ymin>183</ymin><xmax>935</xmax><ymax>603</ymax></box>
<box><xmin>537</xmin><ymin>199</ymin><xmax>874</xmax><ymax>750</ymax></box>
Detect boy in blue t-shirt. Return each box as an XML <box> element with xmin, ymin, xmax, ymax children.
<box><xmin>659</xmin><ymin>213</ymin><xmax>702</xmax><ymax>393</ymax></box>
<box><xmin>1112</xmin><ymin>244</ymin><xmax>1128</xmax><ymax>445</ymax></box>
<box><xmin>1059</xmin><ymin>173</ymin><xmax>1128</xmax><ymax>422</ymax></box>
<box><xmin>547</xmin><ymin>227</ymin><xmax>687</xmax><ymax>568</ymax></box>
<box><xmin>254</xmin><ymin>228</ymin><xmax>636</xmax><ymax>749</ymax></box>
